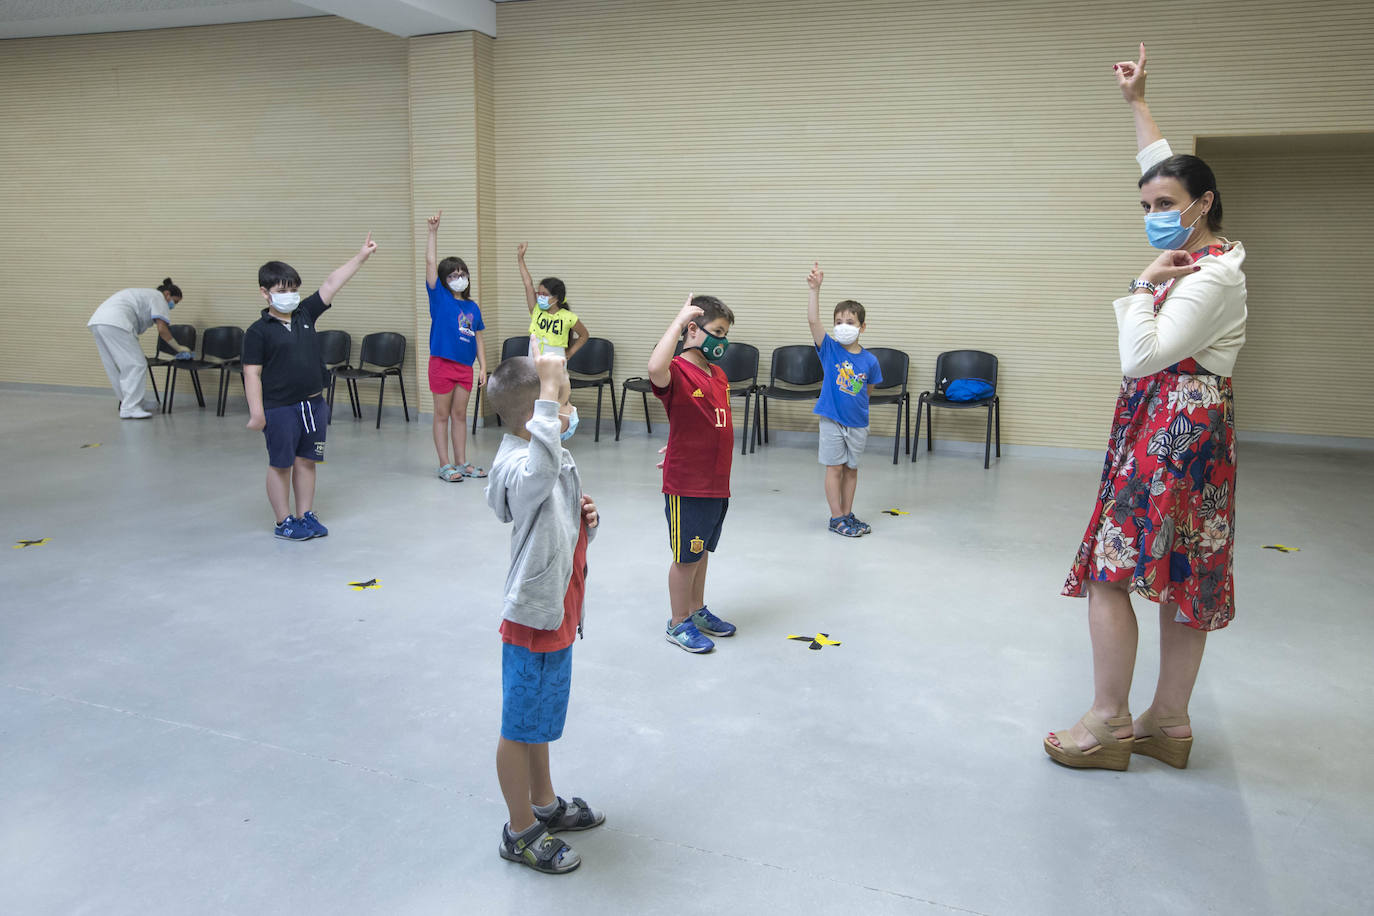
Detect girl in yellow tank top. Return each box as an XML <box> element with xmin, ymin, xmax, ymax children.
<box><xmin>517</xmin><ymin>242</ymin><xmax>590</xmax><ymax>359</ymax></box>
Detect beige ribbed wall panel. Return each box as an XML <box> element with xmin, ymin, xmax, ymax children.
<box><xmin>408</xmin><ymin>31</ymin><xmax>480</xmax><ymax>415</ymax></box>
<box><xmin>1199</xmin><ymin>140</ymin><xmax>1374</xmax><ymax>438</ymax></box>
<box><xmin>474</xmin><ymin>31</ymin><xmax>502</xmax><ymax>420</ymax></box>
<box><xmin>487</xmin><ymin>0</ymin><xmax>1374</xmax><ymax>446</ymax></box>
<box><xmin>0</xmin><ymin>18</ymin><xmax>418</xmax><ymax>410</ymax></box>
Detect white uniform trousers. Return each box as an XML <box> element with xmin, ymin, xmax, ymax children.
<box><xmin>90</xmin><ymin>324</ymin><xmax>157</xmax><ymax>414</ymax></box>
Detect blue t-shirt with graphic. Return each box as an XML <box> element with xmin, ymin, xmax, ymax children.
<box><xmin>813</xmin><ymin>334</ymin><xmax>882</xmax><ymax>428</ymax></box>
<box><xmin>427</xmin><ymin>281</ymin><xmax>484</xmax><ymax>366</ymax></box>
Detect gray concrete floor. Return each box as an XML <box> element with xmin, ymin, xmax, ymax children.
<box><xmin>2</xmin><ymin>387</ymin><xmax>1372</xmax><ymax>916</ymax></box>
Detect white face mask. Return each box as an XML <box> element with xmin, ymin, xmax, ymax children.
<box><xmin>448</xmin><ymin>275</ymin><xmax>469</xmax><ymax>293</ymax></box>
<box><xmin>832</xmin><ymin>323</ymin><xmax>860</xmax><ymax>345</ymax></box>
<box><xmin>270</xmin><ymin>291</ymin><xmax>301</xmax><ymax>314</ymax></box>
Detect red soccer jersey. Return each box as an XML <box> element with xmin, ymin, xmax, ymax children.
<box><xmin>653</xmin><ymin>355</ymin><xmax>733</xmax><ymax>498</ymax></box>
<box><xmin>500</xmin><ymin>521</ymin><xmax>589</xmax><ymax>652</ymax></box>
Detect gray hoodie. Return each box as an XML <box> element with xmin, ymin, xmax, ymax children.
<box><xmin>485</xmin><ymin>399</ymin><xmax>595</xmax><ymax>630</ymax></box>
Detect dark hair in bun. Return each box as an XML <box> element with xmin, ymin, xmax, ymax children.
<box><xmin>157</xmin><ymin>277</ymin><xmax>183</xmax><ymax>298</ymax></box>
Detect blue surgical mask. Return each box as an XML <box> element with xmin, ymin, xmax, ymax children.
<box><xmin>560</xmin><ymin>406</ymin><xmax>579</xmax><ymax>441</ymax></box>
<box><xmin>167</xmin><ymin>298</ymin><xmax>177</xmax><ymax>310</ymax></box>
<box><xmin>1144</xmin><ymin>198</ymin><xmax>1204</xmax><ymax>250</ymax></box>
<box><xmin>537</xmin><ymin>295</ymin><xmax>552</xmax><ymax>311</ymax></box>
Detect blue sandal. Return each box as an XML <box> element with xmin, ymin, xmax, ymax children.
<box><xmin>437</xmin><ymin>464</ymin><xmax>464</xmax><ymax>482</ymax></box>
<box><xmin>828</xmin><ymin>515</ymin><xmax>862</xmax><ymax>538</ymax></box>
<box><xmin>459</xmin><ymin>462</ymin><xmax>487</xmax><ymax>479</ymax></box>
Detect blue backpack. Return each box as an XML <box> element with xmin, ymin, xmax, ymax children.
<box><xmin>943</xmin><ymin>378</ymin><xmax>994</xmax><ymax>401</ymax></box>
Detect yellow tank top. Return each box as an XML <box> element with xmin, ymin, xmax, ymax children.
<box><xmin>528</xmin><ymin>307</ymin><xmax>579</xmax><ymax>349</ymax></box>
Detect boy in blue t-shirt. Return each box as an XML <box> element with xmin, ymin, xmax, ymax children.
<box><xmin>806</xmin><ymin>262</ymin><xmax>882</xmax><ymax>538</ymax></box>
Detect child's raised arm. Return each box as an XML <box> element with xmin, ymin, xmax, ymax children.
<box><xmin>319</xmin><ymin>232</ymin><xmax>378</xmax><ymax>304</ymax></box>
<box><xmin>425</xmin><ymin>210</ymin><xmax>441</xmax><ymax>289</ymax></box>
<box><xmin>517</xmin><ymin>242</ymin><xmax>537</xmax><ymax>314</ymax></box>
<box><xmin>648</xmin><ymin>295</ymin><xmax>702</xmax><ymax>389</ymax></box>
<box><xmin>806</xmin><ymin>261</ymin><xmax>826</xmax><ymax>347</ymax></box>
<box><xmin>1115</xmin><ymin>43</ymin><xmax>1163</xmax><ymax>153</ymax></box>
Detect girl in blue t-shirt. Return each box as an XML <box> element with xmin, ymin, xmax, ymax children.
<box><xmin>425</xmin><ymin>210</ymin><xmax>487</xmax><ymax>481</ymax></box>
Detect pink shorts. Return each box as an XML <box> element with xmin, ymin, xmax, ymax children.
<box><xmin>428</xmin><ymin>356</ymin><xmax>473</xmax><ymax>394</ymax></box>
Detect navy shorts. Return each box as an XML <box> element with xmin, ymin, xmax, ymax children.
<box><xmin>501</xmin><ymin>643</ymin><xmax>573</xmax><ymax>744</ymax></box>
<box><xmin>664</xmin><ymin>495</ymin><xmax>729</xmax><ymax>564</ymax></box>
<box><xmin>263</xmin><ymin>395</ymin><xmax>329</xmax><ymax>469</ymax></box>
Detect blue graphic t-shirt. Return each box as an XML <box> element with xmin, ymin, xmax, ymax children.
<box><xmin>427</xmin><ymin>281</ymin><xmax>484</xmax><ymax>366</ymax></box>
<box><xmin>813</xmin><ymin>334</ymin><xmax>882</xmax><ymax>429</ymax></box>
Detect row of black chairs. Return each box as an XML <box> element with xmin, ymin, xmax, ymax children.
<box><xmin>146</xmin><ymin>325</ymin><xmax>410</xmax><ymax>428</ymax></box>
<box><xmin>473</xmin><ymin>335</ymin><xmax>1000</xmax><ymax>468</ymax></box>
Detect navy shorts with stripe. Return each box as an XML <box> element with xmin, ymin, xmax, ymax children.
<box><xmin>501</xmin><ymin>643</ymin><xmax>573</xmax><ymax>744</ymax></box>
<box><xmin>664</xmin><ymin>494</ymin><xmax>729</xmax><ymax>564</ymax></box>
<box><xmin>263</xmin><ymin>395</ymin><xmax>329</xmax><ymax>468</ymax></box>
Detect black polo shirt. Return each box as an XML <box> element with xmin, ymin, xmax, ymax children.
<box><xmin>241</xmin><ymin>291</ymin><xmax>331</xmax><ymax>409</ymax></box>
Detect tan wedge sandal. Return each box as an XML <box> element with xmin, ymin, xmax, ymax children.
<box><xmin>1132</xmin><ymin>710</ymin><xmax>1193</xmax><ymax>769</ymax></box>
<box><xmin>1043</xmin><ymin>712</ymin><xmax>1133</xmax><ymax>771</ymax></box>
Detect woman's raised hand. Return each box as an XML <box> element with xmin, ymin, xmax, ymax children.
<box><xmin>1139</xmin><ymin>249</ymin><xmax>1200</xmax><ymax>287</ymax></box>
<box><xmin>1114</xmin><ymin>43</ymin><xmax>1147</xmax><ymax>103</ymax></box>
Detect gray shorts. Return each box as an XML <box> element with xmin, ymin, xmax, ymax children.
<box><xmin>818</xmin><ymin>416</ymin><xmax>868</xmax><ymax>468</ymax></box>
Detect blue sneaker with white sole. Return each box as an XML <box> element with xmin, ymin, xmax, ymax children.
<box><xmin>690</xmin><ymin>606</ymin><xmax>736</xmax><ymax>637</ymax></box>
<box><xmin>301</xmin><ymin>511</ymin><xmax>328</xmax><ymax>538</ymax></box>
<box><xmin>273</xmin><ymin>516</ymin><xmax>314</xmax><ymax>541</ymax></box>
<box><xmin>666</xmin><ymin>619</ymin><xmax>714</xmax><ymax>653</ymax></box>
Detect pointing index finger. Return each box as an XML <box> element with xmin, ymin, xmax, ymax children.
<box><xmin>1138</xmin><ymin>42</ymin><xmax>1147</xmax><ymax>70</ymax></box>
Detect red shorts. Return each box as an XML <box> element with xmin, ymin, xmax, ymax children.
<box><xmin>428</xmin><ymin>356</ymin><xmax>473</xmax><ymax>394</ymax></box>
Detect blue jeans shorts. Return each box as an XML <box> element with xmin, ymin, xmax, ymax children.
<box><xmin>501</xmin><ymin>643</ymin><xmax>573</xmax><ymax>744</ymax></box>
<box><xmin>263</xmin><ymin>395</ymin><xmax>329</xmax><ymax>469</ymax></box>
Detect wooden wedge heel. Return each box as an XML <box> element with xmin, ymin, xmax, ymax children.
<box><xmin>1132</xmin><ymin>710</ymin><xmax>1193</xmax><ymax>768</ymax></box>
<box><xmin>1044</xmin><ymin>712</ymin><xmax>1133</xmax><ymax>771</ymax></box>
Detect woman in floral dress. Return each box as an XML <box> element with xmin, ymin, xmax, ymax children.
<box><xmin>1046</xmin><ymin>44</ymin><xmax>1248</xmax><ymax>771</ymax></box>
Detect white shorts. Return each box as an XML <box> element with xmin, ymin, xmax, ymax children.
<box><xmin>818</xmin><ymin>416</ymin><xmax>868</xmax><ymax>468</ymax></box>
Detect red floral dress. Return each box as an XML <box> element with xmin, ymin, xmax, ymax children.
<box><xmin>1062</xmin><ymin>245</ymin><xmax>1238</xmax><ymax>631</ymax></box>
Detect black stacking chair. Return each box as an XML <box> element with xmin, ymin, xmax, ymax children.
<box><xmin>913</xmin><ymin>349</ymin><xmax>1001</xmax><ymax>469</ymax></box>
<box><xmin>865</xmin><ymin>347</ymin><xmax>911</xmax><ymax>464</ymax></box>
<box><xmin>147</xmin><ymin>324</ymin><xmax>196</xmax><ymax>411</ymax></box>
<box><xmin>318</xmin><ymin>330</ymin><xmax>352</xmax><ymax>424</ymax></box>
<box><xmin>754</xmin><ymin>345</ymin><xmax>823</xmax><ymax>450</ymax></box>
<box><xmin>616</xmin><ymin>341</ymin><xmax>682</xmax><ymax>440</ymax></box>
<box><xmin>567</xmin><ymin>338</ymin><xmax>617</xmax><ymax>442</ymax></box>
<box><xmin>716</xmin><ymin>342</ymin><xmax>760</xmax><ymax>455</ymax></box>
<box><xmin>334</xmin><ymin>332</ymin><xmax>409</xmax><ymax>429</ymax></box>
<box><xmin>158</xmin><ymin>325</ymin><xmax>205</xmax><ymax>414</ymax></box>
<box><xmin>474</xmin><ymin>335</ymin><xmax>530</xmax><ymax>431</ymax></box>
<box><xmin>187</xmin><ymin>326</ymin><xmax>246</xmax><ymax>417</ymax></box>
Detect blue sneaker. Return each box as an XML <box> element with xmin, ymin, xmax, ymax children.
<box><xmin>666</xmin><ymin>619</ymin><xmax>714</xmax><ymax>653</ymax></box>
<box><xmin>690</xmin><ymin>606</ymin><xmax>736</xmax><ymax>637</ymax></box>
<box><xmin>273</xmin><ymin>516</ymin><xmax>314</xmax><ymax>541</ymax></box>
<box><xmin>301</xmin><ymin>511</ymin><xmax>328</xmax><ymax>538</ymax></box>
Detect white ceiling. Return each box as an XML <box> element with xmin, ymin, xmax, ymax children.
<box><xmin>0</xmin><ymin>0</ymin><xmax>513</xmax><ymax>39</ymax></box>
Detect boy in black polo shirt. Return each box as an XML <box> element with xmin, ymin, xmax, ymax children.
<box><xmin>243</xmin><ymin>233</ymin><xmax>378</xmax><ymax>540</ymax></box>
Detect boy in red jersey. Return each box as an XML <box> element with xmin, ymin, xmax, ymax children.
<box><xmin>648</xmin><ymin>294</ymin><xmax>737</xmax><ymax>653</ymax></box>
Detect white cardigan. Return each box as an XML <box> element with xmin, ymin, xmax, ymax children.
<box><xmin>1112</xmin><ymin>139</ymin><xmax>1249</xmax><ymax>378</ymax></box>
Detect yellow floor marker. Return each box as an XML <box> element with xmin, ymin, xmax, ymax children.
<box><xmin>1262</xmin><ymin>544</ymin><xmax>1300</xmax><ymax>553</ymax></box>
<box><xmin>348</xmin><ymin>578</ymin><xmax>381</xmax><ymax>590</ymax></box>
<box><xmin>14</xmin><ymin>538</ymin><xmax>50</xmax><ymax>548</ymax></box>
<box><xmin>786</xmin><ymin>632</ymin><xmax>842</xmax><ymax>650</ymax></box>
<box><xmin>81</xmin><ymin>443</ymin><xmax>101</xmax><ymax>448</ymax></box>
<box><xmin>881</xmin><ymin>508</ymin><xmax>908</xmax><ymax>516</ymax></box>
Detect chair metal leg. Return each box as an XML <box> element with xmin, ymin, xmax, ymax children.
<box><xmin>751</xmin><ymin>395</ymin><xmax>761</xmax><ymax>454</ymax></box>
<box><xmin>739</xmin><ymin>391</ymin><xmax>751</xmax><ymax>455</ymax></box>
<box><xmin>148</xmin><ymin>364</ymin><xmax>162</xmax><ymax>408</ymax></box>
<box><xmin>762</xmin><ymin>396</ymin><xmax>770</xmax><ymax>444</ymax></box>
<box><xmin>891</xmin><ymin>401</ymin><xmax>901</xmax><ymax>465</ymax></box>
<box><xmin>216</xmin><ymin>367</ymin><xmax>228</xmax><ymax>417</ymax></box>
<box><xmin>642</xmin><ymin>391</ymin><xmax>652</xmax><ymax>434</ymax></box>
<box><xmin>926</xmin><ymin>399</ymin><xmax>933</xmax><ymax>451</ymax></box>
<box><xmin>375</xmin><ymin>377</ymin><xmax>385</xmax><ymax>429</ymax></box>
<box><xmin>327</xmin><ymin>374</ymin><xmax>336</xmax><ymax>425</ymax></box>
<box><xmin>984</xmin><ymin>402</ymin><xmax>993</xmax><ymax>469</ymax></box>
<box><xmin>165</xmin><ymin>367</ymin><xmax>178</xmax><ymax>414</ymax></box>
<box><xmin>607</xmin><ymin>380</ymin><xmax>619</xmax><ymax>441</ymax></box>
<box><xmin>911</xmin><ymin>398</ymin><xmax>923</xmax><ymax>462</ymax></box>
<box><xmin>397</xmin><ymin>371</ymin><xmax>410</xmax><ymax>422</ymax></box>
<box><xmin>348</xmin><ymin>379</ymin><xmax>362</xmax><ymax>419</ymax></box>
<box><xmin>472</xmin><ymin>385</ymin><xmax>481</xmax><ymax>434</ymax></box>
<box><xmin>904</xmin><ymin>394</ymin><xmax>912</xmax><ymax>454</ymax></box>
<box><xmin>995</xmin><ymin>398</ymin><xmax>1001</xmax><ymax>457</ymax></box>
<box><xmin>592</xmin><ymin>384</ymin><xmax>603</xmax><ymax>442</ymax></box>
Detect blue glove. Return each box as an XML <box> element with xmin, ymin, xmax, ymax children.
<box><xmin>175</xmin><ymin>351</ymin><xmax>194</xmax><ymax>361</ymax></box>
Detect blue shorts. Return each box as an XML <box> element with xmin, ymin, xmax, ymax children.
<box><xmin>664</xmin><ymin>495</ymin><xmax>729</xmax><ymax>564</ymax></box>
<box><xmin>263</xmin><ymin>396</ymin><xmax>329</xmax><ymax>469</ymax></box>
<box><xmin>501</xmin><ymin>643</ymin><xmax>573</xmax><ymax>744</ymax></box>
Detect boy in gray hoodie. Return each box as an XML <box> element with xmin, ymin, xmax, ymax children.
<box><xmin>485</xmin><ymin>348</ymin><xmax>603</xmax><ymax>875</ymax></box>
